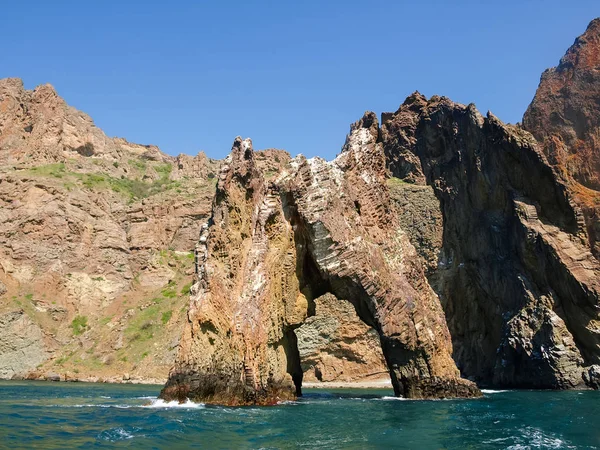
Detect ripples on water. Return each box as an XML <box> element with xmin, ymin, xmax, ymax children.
<box><xmin>0</xmin><ymin>381</ymin><xmax>598</xmax><ymax>449</ymax></box>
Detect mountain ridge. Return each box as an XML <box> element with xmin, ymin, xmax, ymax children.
<box><xmin>1</xmin><ymin>18</ymin><xmax>600</xmax><ymax>401</ymax></box>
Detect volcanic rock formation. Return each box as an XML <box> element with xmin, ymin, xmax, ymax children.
<box><xmin>523</xmin><ymin>18</ymin><xmax>600</xmax><ymax>260</ymax></box>
<box><xmin>0</xmin><ymin>78</ymin><xmax>219</xmax><ymax>381</ymax></box>
<box><xmin>4</xmin><ymin>17</ymin><xmax>600</xmax><ymax>401</ymax></box>
<box><xmin>160</xmin><ymin>115</ymin><xmax>481</xmax><ymax>405</ymax></box>
<box><xmin>523</xmin><ymin>18</ymin><xmax>600</xmax><ymax>191</ymax></box>
<box><xmin>0</xmin><ymin>78</ymin><xmax>385</xmax><ymax>385</ymax></box>
<box><xmin>381</xmin><ymin>93</ymin><xmax>600</xmax><ymax>389</ymax></box>
<box><xmin>164</xmin><ymin>69</ymin><xmax>600</xmax><ymax>402</ymax></box>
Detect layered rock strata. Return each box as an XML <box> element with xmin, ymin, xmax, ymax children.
<box><xmin>295</xmin><ymin>293</ymin><xmax>388</xmax><ymax>383</ymax></box>
<box><xmin>381</xmin><ymin>93</ymin><xmax>600</xmax><ymax>389</ymax></box>
<box><xmin>523</xmin><ymin>18</ymin><xmax>600</xmax><ymax>259</ymax></box>
<box><xmin>160</xmin><ymin>115</ymin><xmax>481</xmax><ymax>405</ymax></box>
<box><xmin>0</xmin><ymin>78</ymin><xmax>385</xmax><ymax>385</ymax></box>
<box><xmin>0</xmin><ymin>78</ymin><xmax>220</xmax><ymax>381</ymax></box>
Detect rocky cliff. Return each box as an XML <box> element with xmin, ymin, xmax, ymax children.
<box><xmin>382</xmin><ymin>94</ymin><xmax>600</xmax><ymax>389</ymax></box>
<box><xmin>0</xmin><ymin>78</ymin><xmax>383</xmax><ymax>386</ymax></box>
<box><xmin>523</xmin><ymin>18</ymin><xmax>600</xmax><ymax>260</ymax></box>
<box><xmin>0</xmin><ymin>78</ymin><xmax>220</xmax><ymax>382</ymax></box>
<box><xmin>3</xmin><ymin>17</ymin><xmax>600</xmax><ymax>404</ymax></box>
<box><xmin>523</xmin><ymin>18</ymin><xmax>600</xmax><ymax>191</ymax></box>
<box><xmin>160</xmin><ymin>115</ymin><xmax>480</xmax><ymax>405</ymax></box>
<box><xmin>163</xmin><ymin>22</ymin><xmax>600</xmax><ymax>400</ymax></box>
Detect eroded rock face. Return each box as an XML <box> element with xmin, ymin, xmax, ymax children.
<box><xmin>160</xmin><ymin>137</ymin><xmax>307</xmax><ymax>405</ymax></box>
<box><xmin>0</xmin><ymin>78</ymin><xmax>220</xmax><ymax>382</ymax></box>
<box><xmin>0</xmin><ymin>77</ymin><xmax>385</xmax><ymax>386</ymax></box>
<box><xmin>0</xmin><ymin>311</ymin><xmax>48</xmax><ymax>378</ymax></box>
<box><xmin>523</xmin><ymin>18</ymin><xmax>600</xmax><ymax>191</ymax></box>
<box><xmin>295</xmin><ymin>294</ymin><xmax>388</xmax><ymax>383</ymax></box>
<box><xmin>1</xmin><ymin>78</ymin><xmax>122</xmax><ymax>164</ymax></box>
<box><xmin>161</xmin><ymin>115</ymin><xmax>480</xmax><ymax>405</ymax></box>
<box><xmin>523</xmin><ymin>18</ymin><xmax>600</xmax><ymax>260</ymax></box>
<box><xmin>381</xmin><ymin>94</ymin><xmax>600</xmax><ymax>388</ymax></box>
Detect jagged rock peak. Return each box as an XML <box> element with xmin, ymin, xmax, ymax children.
<box><xmin>231</xmin><ymin>136</ymin><xmax>253</xmax><ymax>155</ymax></box>
<box><xmin>522</xmin><ymin>18</ymin><xmax>600</xmax><ymax>259</ymax></box>
<box><xmin>0</xmin><ymin>77</ymin><xmax>25</xmax><ymax>92</ymax></box>
<box><xmin>523</xmin><ymin>18</ymin><xmax>600</xmax><ymax>190</ymax></box>
<box><xmin>0</xmin><ymin>77</ymin><xmax>178</xmax><ymax>167</ymax></box>
<box><xmin>381</xmin><ymin>93</ymin><xmax>600</xmax><ymax>389</ymax></box>
<box><xmin>218</xmin><ymin>136</ymin><xmax>260</xmax><ymax>190</ymax></box>
<box><xmin>341</xmin><ymin>111</ymin><xmax>379</xmax><ymax>154</ymax></box>
<box><xmin>160</xmin><ymin>109</ymin><xmax>481</xmax><ymax>405</ymax></box>
<box><xmin>557</xmin><ymin>17</ymin><xmax>600</xmax><ymax>72</ymax></box>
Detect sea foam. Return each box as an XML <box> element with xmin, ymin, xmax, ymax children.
<box><xmin>142</xmin><ymin>398</ymin><xmax>205</xmax><ymax>409</ymax></box>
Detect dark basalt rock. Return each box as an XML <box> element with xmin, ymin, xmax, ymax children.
<box><xmin>381</xmin><ymin>94</ymin><xmax>600</xmax><ymax>389</ymax></box>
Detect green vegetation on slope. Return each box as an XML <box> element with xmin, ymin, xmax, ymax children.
<box><xmin>71</xmin><ymin>315</ymin><xmax>88</xmax><ymax>335</ymax></box>
<box><xmin>25</xmin><ymin>160</ymin><xmax>183</xmax><ymax>201</ymax></box>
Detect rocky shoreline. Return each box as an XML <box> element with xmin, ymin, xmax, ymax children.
<box><xmin>2</xmin><ymin>18</ymin><xmax>600</xmax><ymax>405</ymax></box>
<box><xmin>12</xmin><ymin>372</ymin><xmax>166</xmax><ymax>385</ymax></box>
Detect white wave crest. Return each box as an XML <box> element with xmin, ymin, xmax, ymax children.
<box><xmin>98</xmin><ymin>427</ymin><xmax>143</xmax><ymax>442</ymax></box>
<box><xmin>142</xmin><ymin>398</ymin><xmax>205</xmax><ymax>409</ymax></box>
<box><xmin>484</xmin><ymin>427</ymin><xmax>574</xmax><ymax>449</ymax></box>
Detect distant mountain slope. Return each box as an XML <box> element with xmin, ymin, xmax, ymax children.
<box><xmin>0</xmin><ymin>78</ymin><xmax>219</xmax><ymax>382</ymax></box>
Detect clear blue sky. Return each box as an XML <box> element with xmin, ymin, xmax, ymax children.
<box><xmin>2</xmin><ymin>1</ymin><xmax>598</xmax><ymax>160</ymax></box>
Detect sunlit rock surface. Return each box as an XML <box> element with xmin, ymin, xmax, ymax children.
<box><xmin>160</xmin><ymin>114</ymin><xmax>480</xmax><ymax>405</ymax></box>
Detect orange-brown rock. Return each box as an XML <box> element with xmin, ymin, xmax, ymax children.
<box><xmin>523</xmin><ymin>18</ymin><xmax>600</xmax><ymax>191</ymax></box>
<box><xmin>523</xmin><ymin>18</ymin><xmax>600</xmax><ymax>258</ymax></box>
<box><xmin>0</xmin><ymin>78</ymin><xmax>386</xmax><ymax>387</ymax></box>
<box><xmin>161</xmin><ymin>114</ymin><xmax>480</xmax><ymax>405</ymax></box>
<box><xmin>0</xmin><ymin>78</ymin><xmax>220</xmax><ymax>381</ymax></box>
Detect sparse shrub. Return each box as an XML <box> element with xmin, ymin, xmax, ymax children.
<box><xmin>180</xmin><ymin>282</ymin><xmax>193</xmax><ymax>295</ymax></box>
<box><xmin>99</xmin><ymin>316</ymin><xmax>112</xmax><ymax>325</ymax></box>
<box><xmin>161</xmin><ymin>310</ymin><xmax>172</xmax><ymax>324</ymax></box>
<box><xmin>154</xmin><ymin>163</ymin><xmax>173</xmax><ymax>177</ymax></box>
<box><xmin>28</xmin><ymin>163</ymin><xmax>66</xmax><ymax>178</ymax></box>
<box><xmin>71</xmin><ymin>315</ymin><xmax>88</xmax><ymax>335</ymax></box>
<box><xmin>128</xmin><ymin>158</ymin><xmax>147</xmax><ymax>172</ymax></box>
<box><xmin>161</xmin><ymin>287</ymin><xmax>177</xmax><ymax>298</ymax></box>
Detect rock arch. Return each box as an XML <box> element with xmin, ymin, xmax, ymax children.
<box><xmin>160</xmin><ymin>117</ymin><xmax>480</xmax><ymax>405</ymax></box>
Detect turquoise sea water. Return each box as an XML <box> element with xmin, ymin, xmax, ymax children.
<box><xmin>0</xmin><ymin>381</ymin><xmax>598</xmax><ymax>449</ymax></box>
